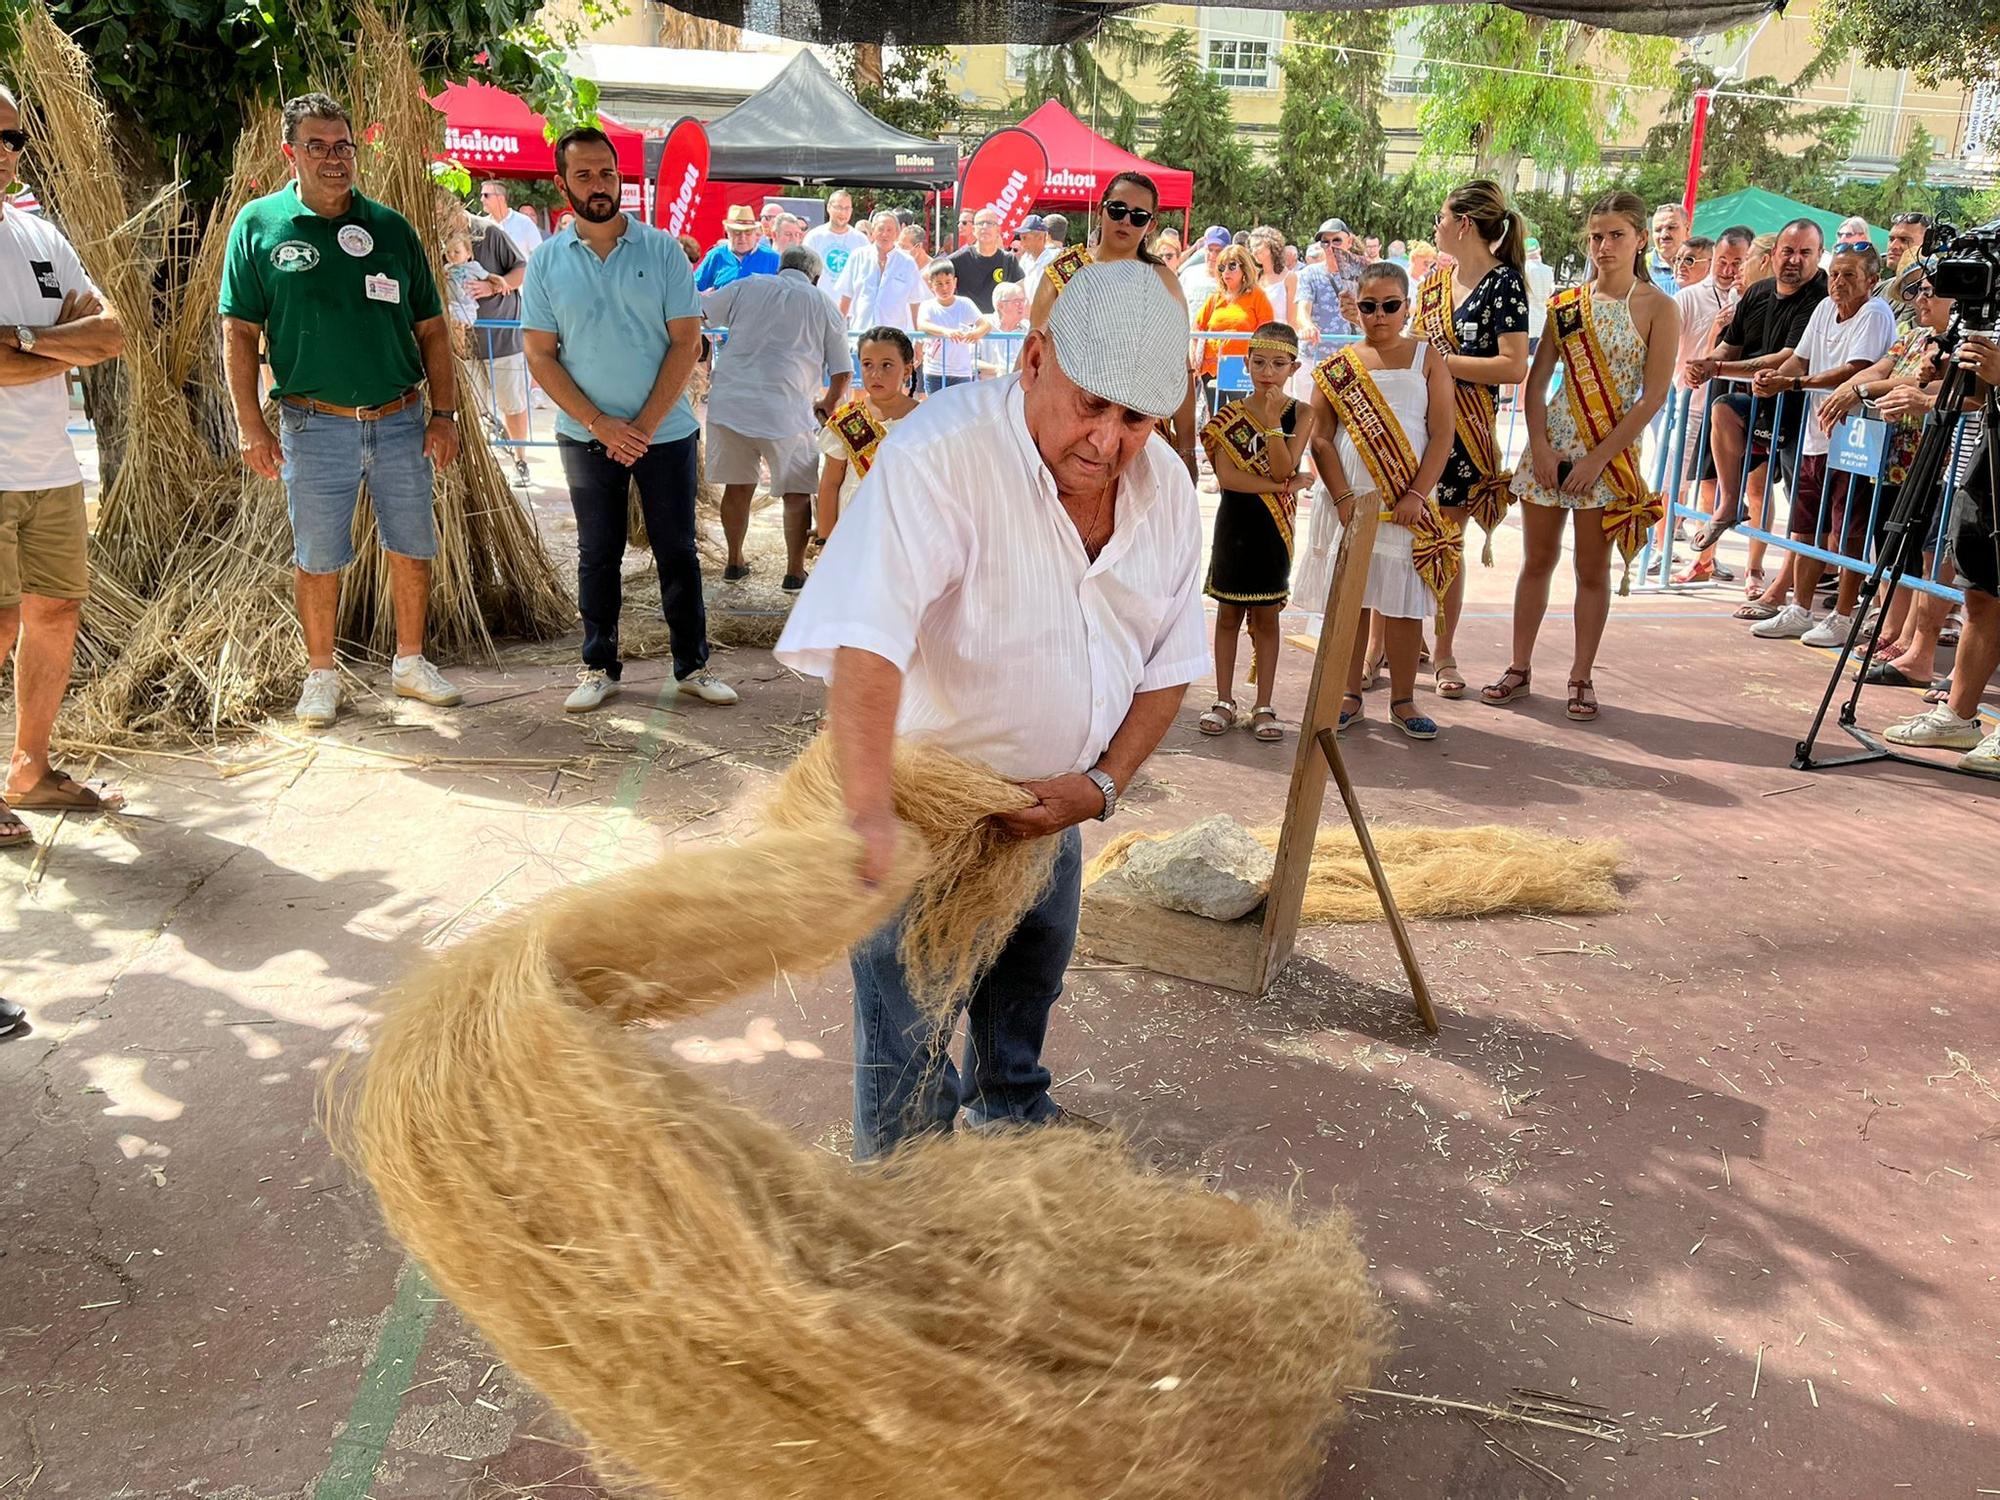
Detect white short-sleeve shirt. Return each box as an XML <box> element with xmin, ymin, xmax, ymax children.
<box><xmin>1797</xmin><ymin>295</ymin><xmax>1896</xmax><ymax>456</ymax></box>
<box><xmin>0</xmin><ymin>208</ymin><xmax>96</xmax><ymax>490</ymax></box>
<box><xmin>777</xmin><ymin>376</ymin><xmax>1208</xmax><ymax>781</ymax></box>
<box><xmin>834</xmin><ymin>245</ymin><xmax>923</xmax><ymax>333</ymax></box>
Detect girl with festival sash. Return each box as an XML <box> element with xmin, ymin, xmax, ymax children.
<box><xmin>813</xmin><ymin>326</ymin><xmax>919</xmax><ymax>541</ymax></box>
<box><xmin>1414</xmin><ymin>179</ymin><xmax>1532</xmax><ymax>699</ymax></box>
<box><xmin>1305</xmin><ymin>264</ymin><xmax>1460</xmax><ymax>741</ymax></box>
<box><xmin>1028</xmin><ymin>171</ymin><xmax>1199</xmax><ymax>476</ymax></box>
<box><xmin>1486</xmin><ymin>192</ymin><xmax>1678</xmax><ymax>722</ymax></box>
<box><xmin>1198</xmin><ymin>323</ymin><xmax>1315</xmax><ymax>744</ymax></box>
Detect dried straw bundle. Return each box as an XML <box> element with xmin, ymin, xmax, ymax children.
<box><xmin>336</xmin><ymin>741</ymin><xmax>1386</xmax><ymax>1500</ymax></box>
<box><xmin>1089</xmin><ymin>823</ymin><xmax>1626</xmax><ymax>923</ymax></box>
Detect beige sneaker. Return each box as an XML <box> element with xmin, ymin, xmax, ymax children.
<box><xmin>1957</xmin><ymin>730</ymin><xmax>2000</xmax><ymax>779</ymax></box>
<box><xmin>392</xmin><ymin>655</ymin><xmax>463</xmax><ymax>707</ymax></box>
<box><xmin>564</xmin><ymin>668</ymin><xmax>615</xmax><ymax>713</ymax></box>
<box><xmin>295</xmin><ymin>669</ymin><xmax>341</xmax><ymax>728</ymax></box>
<box><xmin>677</xmin><ymin>669</ymin><xmax>738</xmax><ymax>705</ymax></box>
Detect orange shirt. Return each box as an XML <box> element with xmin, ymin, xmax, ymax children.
<box><xmin>1194</xmin><ymin>287</ymin><xmax>1277</xmax><ymax>377</ymax></box>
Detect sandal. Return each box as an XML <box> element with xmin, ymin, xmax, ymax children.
<box><xmin>5</xmin><ymin>768</ymin><xmax>122</xmax><ymax>813</ymax></box>
<box><xmin>1250</xmin><ymin>705</ymin><xmax>1285</xmax><ymax>743</ymax></box>
<box><xmin>0</xmin><ymin>802</ymin><xmax>31</xmax><ymax>849</ymax></box>
<box><xmin>1360</xmin><ymin>652</ymin><xmax>1385</xmax><ymax>691</ymax></box>
<box><xmin>1734</xmin><ymin>602</ymin><xmax>1780</xmax><ymax>622</ymax></box>
<box><xmin>1433</xmin><ymin>657</ymin><xmax>1466</xmax><ymax>699</ymax></box>
<box><xmin>1924</xmin><ymin>677</ymin><xmax>1952</xmax><ymax>706</ymax></box>
<box><xmin>1481</xmin><ymin>666</ymin><xmax>1531</xmax><ymax>705</ymax></box>
<box><xmin>1390</xmin><ymin>699</ymin><xmax>1439</xmax><ymax>740</ymax></box>
<box><xmin>1336</xmin><ymin>693</ymin><xmax>1363</xmax><ymax>733</ymax></box>
<box><xmin>1744</xmin><ymin>568</ymin><xmax>1767</xmax><ymax>598</ymax></box>
<box><xmin>1198</xmin><ymin>699</ymin><xmax>1238</xmax><ymax>735</ymax></box>
<box><xmin>1860</xmin><ymin>660</ymin><xmax>1925</xmax><ymax>688</ymax></box>
<box><xmin>1671</xmin><ymin>558</ymin><xmax>1716</xmax><ymax>586</ymax></box>
<box><xmin>1566</xmin><ymin>678</ymin><xmax>1600</xmax><ymax>722</ymax></box>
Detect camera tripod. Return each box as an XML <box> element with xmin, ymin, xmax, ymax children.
<box><xmin>1794</xmin><ymin>321</ymin><xmax>1999</xmax><ymax>775</ymax></box>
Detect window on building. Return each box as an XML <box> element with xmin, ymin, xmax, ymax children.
<box><xmin>1384</xmin><ymin>13</ymin><xmax>1425</xmax><ymax>96</ymax></box>
<box><xmin>1004</xmin><ymin>45</ymin><xmax>1035</xmax><ymax>82</ymax></box>
<box><xmin>1203</xmin><ymin>8</ymin><xmax>1282</xmax><ymax>91</ymax></box>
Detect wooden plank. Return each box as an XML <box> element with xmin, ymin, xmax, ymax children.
<box><xmin>1076</xmin><ymin>884</ymin><xmax>1265</xmax><ymax>993</ymax></box>
<box><xmin>1250</xmin><ymin>502</ymin><xmax>1381</xmax><ymax>995</ymax></box>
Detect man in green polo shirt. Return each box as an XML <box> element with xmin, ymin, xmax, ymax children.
<box><xmin>219</xmin><ymin>91</ymin><xmax>463</xmax><ymax>728</ymax></box>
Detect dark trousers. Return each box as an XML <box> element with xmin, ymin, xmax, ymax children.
<box><xmin>557</xmin><ymin>433</ymin><xmax>708</xmax><ymax>682</ymax></box>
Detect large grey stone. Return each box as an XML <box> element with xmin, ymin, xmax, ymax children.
<box><xmin>1114</xmin><ymin>815</ymin><xmax>1274</xmax><ymax>922</ymax></box>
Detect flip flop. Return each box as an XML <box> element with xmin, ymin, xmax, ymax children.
<box><xmin>1734</xmin><ymin>602</ymin><xmax>1780</xmax><ymax>621</ymax></box>
<box><xmin>5</xmin><ymin>769</ymin><xmax>122</xmax><ymax>813</ymax></box>
<box><xmin>0</xmin><ymin>802</ymin><xmax>31</xmax><ymax>849</ymax></box>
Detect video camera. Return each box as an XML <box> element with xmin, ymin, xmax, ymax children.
<box><xmin>1923</xmin><ymin>217</ymin><xmax>2000</xmax><ymax>331</ymax></box>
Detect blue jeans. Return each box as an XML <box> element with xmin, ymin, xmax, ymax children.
<box><xmin>557</xmin><ymin>433</ymin><xmax>709</xmax><ymax>682</ymax></box>
<box><xmin>922</xmin><ymin>372</ymin><xmax>973</xmax><ymax>394</ymax></box>
<box><xmin>277</xmin><ymin>399</ymin><xmax>434</xmax><ymax>573</ymax></box>
<box><xmin>849</xmin><ymin>825</ymin><xmax>1082</xmax><ymax>1160</ymax></box>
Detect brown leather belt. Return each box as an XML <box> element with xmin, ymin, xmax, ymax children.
<box><xmin>281</xmin><ymin>389</ymin><xmax>422</xmax><ymax>421</ymax></box>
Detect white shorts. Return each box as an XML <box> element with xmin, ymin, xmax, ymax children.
<box><xmin>705</xmin><ymin>422</ymin><xmax>819</xmax><ymax>494</ymax></box>
<box><xmin>469</xmin><ymin>351</ymin><xmax>530</xmax><ymax>417</ymax></box>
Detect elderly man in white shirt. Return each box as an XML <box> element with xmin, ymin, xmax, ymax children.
<box><xmin>834</xmin><ymin>209</ymin><xmax>923</xmax><ymax>334</ymax></box>
<box><xmin>777</xmin><ymin>261</ymin><xmax>1205</xmax><ymax>1159</ymax></box>
<box><xmin>702</xmin><ymin>246</ymin><xmax>851</xmax><ymax>596</ymax></box>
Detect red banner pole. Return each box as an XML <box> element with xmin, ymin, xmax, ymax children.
<box><xmin>1682</xmin><ymin>89</ymin><xmax>1712</xmax><ymax>220</ymax></box>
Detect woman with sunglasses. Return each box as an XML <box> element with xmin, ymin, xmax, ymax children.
<box><xmin>1191</xmin><ymin>246</ymin><xmax>1275</xmax><ymax>420</ymax></box>
<box><xmin>1412</xmin><ymin>180</ymin><xmax>1531</xmax><ymax>699</ymax></box>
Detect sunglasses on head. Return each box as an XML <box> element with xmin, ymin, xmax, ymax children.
<box><xmin>1102</xmin><ymin>200</ymin><xmax>1154</xmax><ymax>228</ymax></box>
<box><xmin>0</xmin><ymin>129</ymin><xmax>26</xmax><ymax>152</ymax></box>
<box><xmin>1357</xmin><ymin>297</ymin><xmax>1405</xmax><ymax>316</ymax></box>
<box><xmin>1835</xmin><ymin>240</ymin><xmax>1874</xmax><ymax>255</ymax></box>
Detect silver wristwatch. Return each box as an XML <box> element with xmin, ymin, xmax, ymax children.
<box><xmin>15</xmin><ymin>324</ymin><xmax>36</xmax><ymax>352</ymax></box>
<box><xmin>1084</xmin><ymin>767</ymin><xmax>1118</xmax><ymax>821</ymax></box>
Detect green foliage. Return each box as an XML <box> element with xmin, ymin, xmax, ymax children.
<box><xmin>1151</xmin><ymin>29</ymin><xmax>1264</xmax><ymax>229</ymax></box>
<box><xmin>1413</xmin><ymin>6</ymin><xmax>1674</xmax><ymax>183</ymax></box>
<box><xmin>1107</xmin><ymin>96</ymin><xmax>1139</xmax><ymax>153</ymax></box>
<box><xmin>1635</xmin><ymin>55</ymin><xmax>1861</xmax><ymax>206</ymax></box>
<box><xmin>1816</xmin><ymin>0</ymin><xmax>2000</xmax><ymax>93</ymax></box>
<box><xmin>833</xmin><ymin>44</ymin><xmax>959</xmax><ymax>138</ymax></box>
<box><xmin>1014</xmin><ymin>18</ymin><xmax>1166</xmax><ymax>120</ymax></box>
<box><xmin>0</xmin><ymin>0</ymin><xmax>621</xmax><ymax>207</ymax></box>
<box><xmin>1267</xmin><ymin>9</ymin><xmax>1391</xmax><ymax>236</ymax></box>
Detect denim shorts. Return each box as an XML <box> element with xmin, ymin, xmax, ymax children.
<box><xmin>278</xmin><ymin>399</ymin><xmax>436</xmax><ymax>574</ymax></box>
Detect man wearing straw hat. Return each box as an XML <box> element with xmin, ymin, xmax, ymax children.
<box><xmin>0</xmin><ymin>82</ymin><xmax>127</xmax><ymax>844</ymax></box>
<box><xmin>220</xmin><ymin>91</ymin><xmax>466</xmax><ymax>729</ymax></box>
<box><xmin>777</xmin><ymin>259</ymin><xmax>1205</xmax><ymax>1159</ymax></box>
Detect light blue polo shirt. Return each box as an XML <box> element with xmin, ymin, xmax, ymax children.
<box><xmin>520</xmin><ymin>216</ymin><xmax>701</xmax><ymax>445</ymax></box>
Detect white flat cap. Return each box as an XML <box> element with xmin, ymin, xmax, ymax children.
<box><xmin>1045</xmin><ymin>259</ymin><xmax>1192</xmax><ymax>420</ymax></box>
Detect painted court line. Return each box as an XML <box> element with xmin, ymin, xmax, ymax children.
<box><xmin>309</xmin><ymin>675</ymin><xmax>682</xmax><ymax>1498</ymax></box>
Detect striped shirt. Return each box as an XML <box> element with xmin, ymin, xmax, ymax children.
<box><xmin>776</xmin><ymin>375</ymin><xmax>1208</xmax><ymax>781</ymax></box>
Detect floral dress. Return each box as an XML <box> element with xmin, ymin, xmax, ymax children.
<box><xmin>1510</xmin><ymin>288</ymin><xmax>1648</xmax><ymax>512</ymax></box>
<box><xmin>1434</xmin><ymin>264</ymin><xmax>1530</xmax><ymax>510</ymax></box>
<box><xmin>1881</xmin><ymin>329</ymin><xmax>1942</xmax><ymax>490</ymax></box>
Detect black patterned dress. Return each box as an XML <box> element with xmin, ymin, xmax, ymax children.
<box><xmin>1204</xmin><ymin>398</ymin><xmax>1299</xmax><ymax>606</ymax></box>
<box><xmin>1432</xmin><ymin>264</ymin><xmax>1530</xmax><ymax>512</ymax></box>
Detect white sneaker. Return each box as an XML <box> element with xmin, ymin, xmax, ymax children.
<box><xmin>1800</xmin><ymin>612</ymin><xmax>1852</xmax><ymax>648</ymax></box>
<box><xmin>676</xmin><ymin>669</ymin><xmax>739</xmax><ymax>705</ymax></box>
<box><xmin>295</xmin><ymin>668</ymin><xmax>341</xmax><ymax>727</ymax></box>
<box><xmin>1884</xmin><ymin>704</ymin><xmax>1984</xmax><ymax>750</ymax></box>
<box><xmin>392</xmin><ymin>655</ymin><xmax>464</xmax><ymax>707</ymax></box>
<box><xmin>1750</xmin><ymin>604</ymin><xmax>1815</xmax><ymax>639</ymax></box>
<box><xmin>1956</xmin><ymin>730</ymin><xmax>2000</xmax><ymax>778</ymax></box>
<box><xmin>564</xmin><ymin>667</ymin><xmax>614</xmax><ymax>713</ymax></box>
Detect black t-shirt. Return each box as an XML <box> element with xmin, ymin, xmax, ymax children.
<box><xmin>1721</xmin><ymin>270</ymin><xmax>1827</xmax><ymax>361</ymax></box>
<box><xmin>947</xmin><ymin>246</ymin><xmax>1020</xmax><ymax>313</ymax></box>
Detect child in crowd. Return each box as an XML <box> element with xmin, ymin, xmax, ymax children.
<box><xmin>1198</xmin><ymin>322</ymin><xmax>1314</xmax><ymax>744</ymax></box>
<box><xmin>1304</xmin><ymin>263</ymin><xmax>1460</xmax><ymax>740</ymax></box>
<box><xmin>815</xmin><ymin>326</ymin><xmax>921</xmax><ymax>539</ymax></box>
<box><xmin>915</xmin><ymin>260</ymin><xmax>988</xmax><ymax>394</ymax></box>
<box><xmin>442</xmin><ymin>231</ymin><xmax>482</xmax><ymax>349</ymax></box>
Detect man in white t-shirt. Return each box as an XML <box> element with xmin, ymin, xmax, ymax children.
<box><xmin>1177</xmin><ymin>225</ymin><xmax>1228</xmax><ymax>321</ymax></box>
<box><xmin>0</xmin><ymin>86</ymin><xmax>128</xmax><ymax>842</ymax></box>
<box><xmin>833</xmin><ymin>210</ymin><xmax>922</xmax><ymax>333</ymax></box>
<box><xmin>804</xmin><ymin>189</ymin><xmax>868</xmax><ymax>302</ymax></box>
<box><xmin>478</xmin><ymin>180</ymin><xmax>543</xmax><ymax>258</ymax></box>
<box><xmin>1016</xmin><ymin>214</ymin><xmax>1056</xmax><ymax>298</ymax></box>
<box><xmin>1746</xmin><ymin>243</ymin><xmax>1897</xmax><ymax>645</ymax></box>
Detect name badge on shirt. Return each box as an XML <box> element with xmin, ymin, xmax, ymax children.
<box><xmin>364</xmin><ymin>273</ymin><xmax>400</xmax><ymax>305</ymax></box>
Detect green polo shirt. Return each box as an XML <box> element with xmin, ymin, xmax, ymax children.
<box><xmin>218</xmin><ymin>182</ymin><xmax>442</xmax><ymax>408</ymax></box>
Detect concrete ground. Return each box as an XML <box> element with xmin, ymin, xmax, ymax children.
<box><xmin>4</xmin><ymin>450</ymin><xmax>1998</xmax><ymax>1500</ymax></box>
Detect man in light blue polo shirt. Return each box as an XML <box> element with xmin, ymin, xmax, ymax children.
<box><xmin>521</xmin><ymin>125</ymin><xmax>737</xmax><ymax>713</ymax></box>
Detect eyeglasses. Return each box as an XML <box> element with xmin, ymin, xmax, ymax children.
<box><xmin>1102</xmin><ymin>201</ymin><xmax>1154</xmax><ymax>228</ymax></box>
<box><xmin>0</xmin><ymin>129</ymin><xmax>27</xmax><ymax>153</ymax></box>
<box><xmin>298</xmin><ymin>140</ymin><xmax>357</xmax><ymax>160</ymax></box>
<box><xmin>1834</xmin><ymin>240</ymin><xmax>1874</xmax><ymax>255</ymax></box>
<box><xmin>1674</xmin><ymin>251</ymin><xmax>1707</xmax><ymax>265</ymax></box>
<box><xmin>1915</xmin><ymin>285</ymin><xmax>1937</xmax><ymax>298</ymax></box>
<box><xmin>1356</xmin><ymin>297</ymin><xmax>1405</xmax><ymax>316</ymax></box>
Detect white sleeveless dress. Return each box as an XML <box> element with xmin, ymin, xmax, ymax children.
<box><xmin>1294</xmin><ymin>342</ymin><xmax>1437</xmax><ymax>621</ymax></box>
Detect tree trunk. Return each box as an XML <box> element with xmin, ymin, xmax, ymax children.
<box><xmin>854</xmin><ymin>44</ymin><xmax>883</xmax><ymax>90</ymax></box>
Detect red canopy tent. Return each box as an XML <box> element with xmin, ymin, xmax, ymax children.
<box><xmin>429</xmin><ymin>81</ymin><xmax>648</xmax><ymax>194</ymax></box>
<box><xmin>1008</xmin><ymin>101</ymin><xmax>1193</xmax><ymax>214</ymax></box>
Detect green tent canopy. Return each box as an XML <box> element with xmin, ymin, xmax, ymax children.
<box><xmin>1690</xmin><ymin>187</ymin><xmax>1886</xmax><ymax>250</ymax></box>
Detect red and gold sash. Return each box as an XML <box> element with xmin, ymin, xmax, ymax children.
<box><xmin>829</xmin><ymin>399</ymin><xmax>888</xmax><ymax>476</ymax></box>
<box><xmin>1548</xmin><ymin>285</ymin><xmax>1661</xmax><ymax>594</ymax></box>
<box><xmin>1201</xmin><ymin>397</ymin><xmax>1295</xmax><ymax>549</ymax></box>
<box><xmin>1043</xmin><ymin>243</ymin><xmax>1092</xmax><ymax>293</ymax></box>
<box><xmin>1416</xmin><ymin>266</ymin><xmax>1511</xmax><ymax>562</ymax></box>
<box><xmin>1314</xmin><ymin>348</ymin><xmax>1459</xmax><ymax>603</ymax></box>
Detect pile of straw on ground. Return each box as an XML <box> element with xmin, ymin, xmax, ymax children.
<box><xmin>12</xmin><ymin>0</ymin><xmax>571</xmax><ymax>747</ymax></box>
<box><xmin>335</xmin><ymin>740</ymin><xmax>1386</xmax><ymax>1499</ymax></box>
<box><xmin>1088</xmin><ymin>823</ymin><xmax>1625</xmax><ymax>923</ymax></box>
